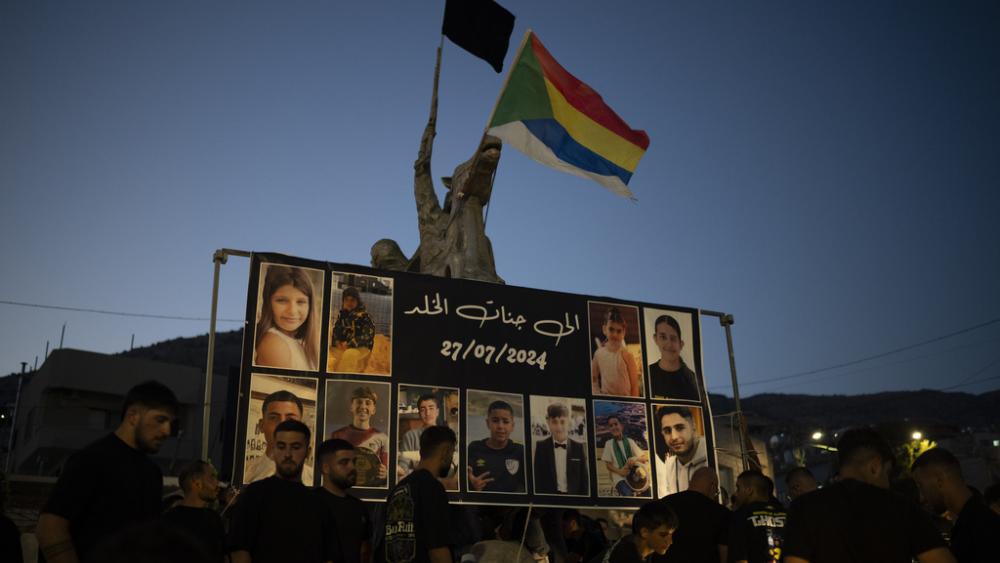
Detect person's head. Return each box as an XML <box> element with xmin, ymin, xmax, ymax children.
<box><xmin>317</xmin><ymin>438</ymin><xmax>356</xmax><ymax>491</ymax></box>
<box><xmin>911</xmin><ymin>447</ymin><xmax>965</xmax><ymax>514</ymax></box>
<box><xmin>272</xmin><ymin>419</ymin><xmax>311</xmax><ymax>480</ymax></box>
<box><xmin>417</xmin><ymin>394</ymin><xmax>440</xmax><ymax>427</ymax></box>
<box><xmin>258</xmin><ymin>390</ymin><xmax>304</xmax><ymax>448</ymax></box>
<box><xmin>785</xmin><ymin>466</ymin><xmax>818</xmax><ymax>500</ymax></box>
<box><xmin>657</xmin><ymin>406</ymin><xmax>698</xmax><ymax>460</ymax></box>
<box><xmin>836</xmin><ymin>427</ymin><xmax>895</xmax><ymax>488</ymax></box>
<box><xmin>736</xmin><ymin>469</ymin><xmax>772</xmax><ymax>505</ymax></box>
<box><xmin>606</xmin><ymin>414</ymin><xmax>625</xmax><ymax>439</ymax></box>
<box><xmin>178</xmin><ymin>460</ymin><xmax>219</xmax><ymax>504</ymax></box>
<box><xmin>350</xmin><ymin>386</ymin><xmax>378</xmax><ymax>428</ymax></box>
<box><xmin>602</xmin><ymin>307</ymin><xmax>627</xmax><ymax>345</ymax></box>
<box><xmin>653</xmin><ymin>315</ymin><xmax>684</xmax><ymax>363</ymax></box>
<box><xmin>419</xmin><ymin>424</ymin><xmax>457</xmax><ymax>477</ymax></box>
<box><xmin>983</xmin><ymin>483</ymin><xmax>1000</xmax><ymax>516</ymax></box>
<box><xmin>342</xmin><ymin>286</ymin><xmax>362</xmax><ymax>312</ymax></box>
<box><xmin>688</xmin><ymin>466</ymin><xmax>719</xmax><ymax>499</ymax></box>
<box><xmin>256</xmin><ymin>265</ymin><xmax>320</xmax><ymax>362</ymax></box>
<box><xmin>485</xmin><ymin>400</ymin><xmax>514</xmax><ymax>446</ymax></box>
<box><xmin>632</xmin><ymin>502</ymin><xmax>678</xmax><ymax>557</ymax></box>
<box><xmin>561</xmin><ymin>509</ymin><xmax>583</xmax><ymax>539</ymax></box>
<box><xmin>120</xmin><ymin>381</ymin><xmax>179</xmax><ymax>454</ymax></box>
<box><xmin>545</xmin><ymin>403</ymin><xmax>570</xmax><ymax>442</ymax></box>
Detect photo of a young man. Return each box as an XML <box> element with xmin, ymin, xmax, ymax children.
<box><xmin>588</xmin><ymin>301</ymin><xmax>644</xmax><ymax>398</ymax></box>
<box><xmin>324</xmin><ymin>380</ymin><xmax>392</xmax><ymax>488</ymax></box>
<box><xmin>252</xmin><ymin>263</ymin><xmax>324</xmax><ymax>372</ymax></box>
<box><xmin>530</xmin><ymin>395</ymin><xmax>589</xmax><ymax>497</ymax></box>
<box><xmin>466</xmin><ymin>390</ymin><xmax>526</xmax><ymax>494</ymax></box>
<box><xmin>328</xmin><ymin>272</ymin><xmax>393</xmax><ymax>376</ymax></box>
<box><xmin>396</xmin><ymin>384</ymin><xmax>459</xmax><ymax>490</ymax></box>
<box><xmin>652</xmin><ymin>404</ymin><xmax>709</xmax><ymax>498</ymax></box>
<box><xmin>643</xmin><ymin>308</ymin><xmax>701</xmax><ymax>401</ymax></box>
<box><xmin>242</xmin><ymin>374</ymin><xmax>318</xmax><ymax>486</ymax></box>
<box><xmin>593</xmin><ymin>400</ymin><xmax>651</xmax><ymax>499</ymax></box>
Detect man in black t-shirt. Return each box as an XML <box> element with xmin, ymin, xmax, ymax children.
<box><xmin>652</xmin><ymin>467</ymin><xmax>729</xmax><ymax>563</ymax></box>
<box><xmin>162</xmin><ymin>460</ymin><xmax>225</xmax><ymax>562</ymax></box>
<box><xmin>601</xmin><ymin>502</ymin><xmax>677</xmax><ymax>563</ymax></box>
<box><xmin>729</xmin><ymin>470</ymin><xmax>786</xmax><ymax>563</ymax></box>
<box><xmin>36</xmin><ymin>380</ymin><xmax>179</xmax><ymax>563</ymax></box>
<box><xmin>784</xmin><ymin>427</ymin><xmax>955</xmax><ymax>563</ymax></box>
<box><xmin>315</xmin><ymin>438</ymin><xmax>372</xmax><ymax>563</ymax></box>
<box><xmin>379</xmin><ymin>425</ymin><xmax>456</xmax><ymax>563</ymax></box>
<box><xmin>467</xmin><ymin>400</ymin><xmax>526</xmax><ymax>493</ymax></box>
<box><xmin>911</xmin><ymin>447</ymin><xmax>1000</xmax><ymax>563</ymax></box>
<box><xmin>228</xmin><ymin>420</ymin><xmax>337</xmax><ymax>563</ymax></box>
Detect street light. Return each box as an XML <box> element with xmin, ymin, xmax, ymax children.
<box><xmin>911</xmin><ymin>431</ymin><xmax>923</xmax><ymax>441</ymax></box>
<box><xmin>811</xmin><ymin>431</ymin><xmax>824</xmax><ymax>441</ymax></box>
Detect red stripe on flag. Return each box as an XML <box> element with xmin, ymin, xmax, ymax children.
<box><xmin>529</xmin><ymin>34</ymin><xmax>649</xmax><ymax>150</ymax></box>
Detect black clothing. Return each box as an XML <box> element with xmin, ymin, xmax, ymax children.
<box><xmin>783</xmin><ymin>478</ymin><xmax>947</xmax><ymax>563</ymax></box>
<box><xmin>950</xmin><ymin>495</ymin><xmax>1000</xmax><ymax>563</ymax></box>
<box><xmin>0</xmin><ymin>514</ymin><xmax>22</xmax><ymax>563</ymax></box>
<box><xmin>161</xmin><ymin>506</ymin><xmax>226</xmax><ymax>562</ymax></box>
<box><xmin>42</xmin><ymin>433</ymin><xmax>162</xmax><ymax>560</ymax></box>
<box><xmin>533</xmin><ymin>437</ymin><xmax>589</xmax><ymax>495</ymax></box>
<box><xmin>649</xmin><ymin>361</ymin><xmax>699</xmax><ymax>401</ymax></box>
<box><xmin>652</xmin><ymin>490</ymin><xmax>728</xmax><ymax>563</ymax></box>
<box><xmin>468</xmin><ymin>439</ymin><xmax>526</xmax><ymax>492</ymax></box>
<box><xmin>315</xmin><ymin>488</ymin><xmax>372</xmax><ymax>563</ymax></box>
<box><xmin>379</xmin><ymin>468</ymin><xmax>451</xmax><ymax>563</ymax></box>
<box><xmin>603</xmin><ymin>535</ymin><xmax>644</xmax><ymax>563</ymax></box>
<box><xmin>227</xmin><ymin>476</ymin><xmax>337</xmax><ymax>563</ymax></box>
<box><xmin>565</xmin><ymin>514</ymin><xmax>609</xmax><ymax>563</ymax></box>
<box><xmin>728</xmin><ymin>500</ymin><xmax>786</xmax><ymax>563</ymax></box>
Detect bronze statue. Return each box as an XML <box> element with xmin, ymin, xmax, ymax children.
<box><xmin>371</xmin><ymin>46</ymin><xmax>504</xmax><ymax>284</ymax></box>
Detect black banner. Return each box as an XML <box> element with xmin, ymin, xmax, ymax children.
<box><xmin>233</xmin><ymin>252</ymin><xmax>716</xmax><ymax>508</ymax></box>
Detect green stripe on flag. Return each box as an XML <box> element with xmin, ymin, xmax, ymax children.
<box><xmin>489</xmin><ymin>42</ymin><xmax>553</xmax><ymax>128</ymax></box>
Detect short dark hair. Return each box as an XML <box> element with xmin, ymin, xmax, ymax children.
<box><xmin>274</xmin><ymin>419</ymin><xmax>311</xmax><ymax>443</ymax></box>
<box><xmin>546</xmin><ymin>403</ymin><xmax>569</xmax><ymax>418</ymax></box>
<box><xmin>785</xmin><ymin>466</ymin><xmax>815</xmax><ymax>485</ymax></box>
<box><xmin>604</xmin><ymin>307</ymin><xmax>625</xmax><ymax>326</ymax></box>
<box><xmin>419</xmin><ymin>425</ymin><xmax>457</xmax><ymax>458</ymax></box>
<box><xmin>836</xmin><ymin>427</ymin><xmax>894</xmax><ymax>469</ymax></box>
<box><xmin>261</xmin><ymin>390</ymin><xmax>303</xmax><ymax>417</ymax></box>
<box><xmin>121</xmin><ymin>380</ymin><xmax>180</xmax><ymax>420</ymax></box>
<box><xmin>178</xmin><ymin>460</ymin><xmax>213</xmax><ymax>494</ymax></box>
<box><xmin>417</xmin><ymin>394</ymin><xmax>439</xmax><ymax>408</ymax></box>
<box><xmin>653</xmin><ymin>315</ymin><xmax>682</xmax><ymax>340</ymax></box>
<box><xmin>561</xmin><ymin>508</ymin><xmax>582</xmax><ymax>524</ymax></box>
<box><xmin>316</xmin><ymin>438</ymin><xmax>354</xmax><ymax>464</ymax></box>
<box><xmin>912</xmin><ymin>447</ymin><xmax>962</xmax><ymax>477</ymax></box>
<box><xmin>656</xmin><ymin>405</ymin><xmax>694</xmax><ymax>426</ymax></box>
<box><xmin>632</xmin><ymin>502</ymin><xmax>678</xmax><ymax>534</ymax></box>
<box><xmin>487</xmin><ymin>400</ymin><xmax>513</xmax><ymax>416</ymax></box>
<box><xmin>606</xmin><ymin>414</ymin><xmax>622</xmax><ymax>425</ymax></box>
<box><xmin>738</xmin><ymin>469</ymin><xmax>772</xmax><ymax>496</ymax></box>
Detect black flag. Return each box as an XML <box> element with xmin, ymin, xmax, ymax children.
<box><xmin>442</xmin><ymin>0</ymin><xmax>515</xmax><ymax>73</ymax></box>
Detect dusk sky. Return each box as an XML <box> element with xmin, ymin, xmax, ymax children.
<box><xmin>2</xmin><ymin>1</ymin><xmax>998</xmax><ymax>397</ymax></box>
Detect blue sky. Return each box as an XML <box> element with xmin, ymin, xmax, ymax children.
<box><xmin>2</xmin><ymin>1</ymin><xmax>998</xmax><ymax>396</ymax></box>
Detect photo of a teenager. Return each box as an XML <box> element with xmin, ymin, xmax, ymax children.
<box><xmin>644</xmin><ymin>308</ymin><xmax>701</xmax><ymax>401</ymax></box>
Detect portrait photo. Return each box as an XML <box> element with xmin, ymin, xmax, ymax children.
<box><xmin>323</xmin><ymin>379</ymin><xmax>392</xmax><ymax>488</ymax></box>
<box><xmin>328</xmin><ymin>271</ymin><xmax>393</xmax><ymax>376</ymax></box>
<box><xmin>529</xmin><ymin>395</ymin><xmax>589</xmax><ymax>497</ymax></box>
<box><xmin>466</xmin><ymin>389</ymin><xmax>526</xmax><ymax>494</ymax></box>
<box><xmin>252</xmin><ymin>263</ymin><xmax>324</xmax><ymax>371</ymax></box>
<box><xmin>242</xmin><ymin>373</ymin><xmax>318</xmax><ymax>486</ymax></box>
<box><xmin>396</xmin><ymin>384</ymin><xmax>460</xmax><ymax>490</ymax></box>
<box><xmin>588</xmin><ymin>301</ymin><xmax>644</xmax><ymax>398</ymax></box>
<box><xmin>593</xmin><ymin>400</ymin><xmax>651</xmax><ymax>499</ymax></box>
<box><xmin>644</xmin><ymin>308</ymin><xmax>701</xmax><ymax>402</ymax></box>
<box><xmin>651</xmin><ymin>404</ymin><xmax>708</xmax><ymax>499</ymax></box>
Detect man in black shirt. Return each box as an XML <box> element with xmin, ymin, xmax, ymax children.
<box><xmin>228</xmin><ymin>419</ymin><xmax>337</xmax><ymax>563</ymax></box>
<box><xmin>783</xmin><ymin>467</ymin><xmax>817</xmax><ymax>503</ymax></box>
<box><xmin>652</xmin><ymin>466</ymin><xmax>729</xmax><ymax>563</ymax></box>
<box><xmin>601</xmin><ymin>502</ymin><xmax>677</xmax><ymax>563</ymax></box>
<box><xmin>561</xmin><ymin>509</ymin><xmax>609</xmax><ymax>563</ymax></box>
<box><xmin>729</xmin><ymin>470</ymin><xmax>786</xmax><ymax>563</ymax></box>
<box><xmin>380</xmin><ymin>425</ymin><xmax>456</xmax><ymax>563</ymax></box>
<box><xmin>162</xmin><ymin>460</ymin><xmax>225</xmax><ymax>562</ymax></box>
<box><xmin>911</xmin><ymin>447</ymin><xmax>1000</xmax><ymax>563</ymax></box>
<box><xmin>315</xmin><ymin>439</ymin><xmax>372</xmax><ymax>563</ymax></box>
<box><xmin>784</xmin><ymin>427</ymin><xmax>955</xmax><ymax>563</ymax></box>
<box><xmin>36</xmin><ymin>380</ymin><xmax>179</xmax><ymax>563</ymax></box>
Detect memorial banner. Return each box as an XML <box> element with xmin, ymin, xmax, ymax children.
<box><xmin>233</xmin><ymin>252</ymin><xmax>716</xmax><ymax>507</ymax></box>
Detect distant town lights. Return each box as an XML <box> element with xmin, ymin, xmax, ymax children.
<box><xmin>911</xmin><ymin>431</ymin><xmax>923</xmax><ymax>441</ymax></box>
<box><xmin>811</xmin><ymin>431</ymin><xmax>823</xmax><ymax>441</ymax></box>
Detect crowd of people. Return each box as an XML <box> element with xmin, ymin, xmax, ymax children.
<box><xmin>7</xmin><ymin>380</ymin><xmax>998</xmax><ymax>563</ymax></box>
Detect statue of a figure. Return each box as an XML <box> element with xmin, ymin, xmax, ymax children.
<box><xmin>371</xmin><ymin>47</ymin><xmax>504</xmax><ymax>284</ymax></box>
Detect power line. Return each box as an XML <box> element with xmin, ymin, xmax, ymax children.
<box><xmin>938</xmin><ymin>356</ymin><xmax>1000</xmax><ymax>391</ymax></box>
<box><xmin>0</xmin><ymin>299</ymin><xmax>243</xmax><ymax>323</ymax></box>
<box><xmin>723</xmin><ymin>317</ymin><xmax>1000</xmax><ymax>388</ymax></box>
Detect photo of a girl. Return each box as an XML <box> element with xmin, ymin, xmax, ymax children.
<box><xmin>253</xmin><ymin>264</ymin><xmax>323</xmax><ymax>371</ymax></box>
